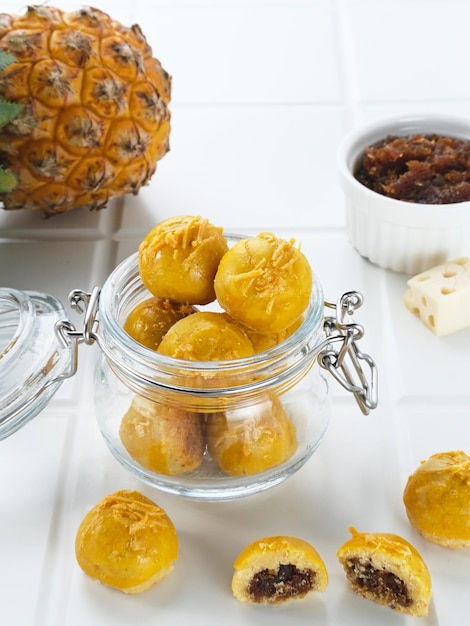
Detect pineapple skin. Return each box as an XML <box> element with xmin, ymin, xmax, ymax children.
<box><xmin>0</xmin><ymin>5</ymin><xmax>171</xmax><ymax>215</ymax></box>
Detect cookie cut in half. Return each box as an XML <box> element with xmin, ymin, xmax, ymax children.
<box><xmin>232</xmin><ymin>535</ymin><xmax>328</xmax><ymax>605</ymax></box>
<box><xmin>337</xmin><ymin>527</ymin><xmax>432</xmax><ymax>616</ymax></box>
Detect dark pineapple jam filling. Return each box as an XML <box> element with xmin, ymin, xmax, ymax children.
<box><xmin>355</xmin><ymin>133</ymin><xmax>470</xmax><ymax>204</ymax></box>
<box><xmin>248</xmin><ymin>563</ymin><xmax>314</xmax><ymax>602</ymax></box>
<box><xmin>345</xmin><ymin>557</ymin><xmax>412</xmax><ymax>609</ymax></box>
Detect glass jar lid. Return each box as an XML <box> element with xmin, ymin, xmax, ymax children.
<box><xmin>0</xmin><ymin>288</ymin><xmax>74</xmax><ymax>440</ymax></box>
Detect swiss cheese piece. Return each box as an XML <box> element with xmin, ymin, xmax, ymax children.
<box><xmin>403</xmin><ymin>257</ymin><xmax>470</xmax><ymax>336</ymax></box>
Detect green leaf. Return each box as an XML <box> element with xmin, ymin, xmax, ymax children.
<box><xmin>0</xmin><ymin>52</ymin><xmax>23</xmax><ymax>129</ymax></box>
<box><xmin>0</xmin><ymin>97</ymin><xmax>23</xmax><ymax>128</ymax></box>
<box><xmin>0</xmin><ymin>166</ymin><xmax>17</xmax><ymax>192</ymax></box>
<box><xmin>0</xmin><ymin>50</ymin><xmax>17</xmax><ymax>71</ymax></box>
<box><xmin>0</xmin><ymin>51</ymin><xmax>21</xmax><ymax>192</ymax></box>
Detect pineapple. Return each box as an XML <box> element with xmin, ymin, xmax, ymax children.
<box><xmin>0</xmin><ymin>5</ymin><xmax>171</xmax><ymax>216</ymax></box>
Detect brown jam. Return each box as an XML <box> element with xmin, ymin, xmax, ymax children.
<box><xmin>248</xmin><ymin>563</ymin><xmax>314</xmax><ymax>602</ymax></box>
<box><xmin>355</xmin><ymin>133</ymin><xmax>470</xmax><ymax>204</ymax></box>
<box><xmin>345</xmin><ymin>557</ymin><xmax>412</xmax><ymax>609</ymax></box>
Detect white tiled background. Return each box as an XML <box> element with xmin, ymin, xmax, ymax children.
<box><xmin>1</xmin><ymin>1</ymin><xmax>470</xmax><ymax>624</ymax></box>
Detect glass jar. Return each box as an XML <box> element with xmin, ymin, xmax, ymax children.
<box><xmin>0</xmin><ymin>288</ymin><xmax>74</xmax><ymax>439</ymax></box>
<box><xmin>0</xmin><ymin>235</ymin><xmax>377</xmax><ymax>501</ymax></box>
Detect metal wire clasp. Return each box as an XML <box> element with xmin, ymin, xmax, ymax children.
<box><xmin>51</xmin><ymin>287</ymin><xmax>378</xmax><ymax>414</ymax></box>
<box><xmin>53</xmin><ymin>288</ymin><xmax>101</xmax><ymax>381</ymax></box>
<box><xmin>319</xmin><ymin>291</ymin><xmax>378</xmax><ymax>415</ymax></box>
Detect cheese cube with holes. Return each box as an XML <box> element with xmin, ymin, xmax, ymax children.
<box><xmin>404</xmin><ymin>257</ymin><xmax>470</xmax><ymax>336</ymax></box>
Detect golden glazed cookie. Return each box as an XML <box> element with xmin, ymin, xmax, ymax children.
<box><xmin>157</xmin><ymin>311</ymin><xmax>255</xmax><ymax>361</ymax></box>
<box><xmin>237</xmin><ymin>316</ymin><xmax>302</xmax><ymax>353</ymax></box>
<box><xmin>123</xmin><ymin>297</ymin><xmax>197</xmax><ymax>350</ymax></box>
<box><xmin>214</xmin><ymin>232</ymin><xmax>313</xmax><ymax>334</ymax></box>
<box><xmin>403</xmin><ymin>450</ymin><xmax>470</xmax><ymax>549</ymax></box>
<box><xmin>206</xmin><ymin>393</ymin><xmax>297</xmax><ymax>476</ymax></box>
<box><xmin>120</xmin><ymin>396</ymin><xmax>205</xmax><ymax>475</ymax></box>
<box><xmin>75</xmin><ymin>490</ymin><xmax>178</xmax><ymax>594</ymax></box>
<box><xmin>232</xmin><ymin>535</ymin><xmax>328</xmax><ymax>604</ymax></box>
<box><xmin>139</xmin><ymin>215</ymin><xmax>229</xmax><ymax>305</ymax></box>
<box><xmin>337</xmin><ymin>527</ymin><xmax>432</xmax><ymax>617</ymax></box>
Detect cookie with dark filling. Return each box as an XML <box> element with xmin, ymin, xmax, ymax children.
<box><xmin>337</xmin><ymin>527</ymin><xmax>432</xmax><ymax>616</ymax></box>
<box><xmin>232</xmin><ymin>535</ymin><xmax>328</xmax><ymax>604</ymax></box>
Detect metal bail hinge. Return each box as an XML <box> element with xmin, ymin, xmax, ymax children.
<box><xmin>53</xmin><ymin>287</ymin><xmax>101</xmax><ymax>382</ymax></box>
<box><xmin>318</xmin><ymin>291</ymin><xmax>378</xmax><ymax>415</ymax></box>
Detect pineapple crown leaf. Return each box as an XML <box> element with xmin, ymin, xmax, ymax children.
<box><xmin>0</xmin><ymin>50</ymin><xmax>17</xmax><ymax>72</ymax></box>
<box><xmin>0</xmin><ymin>97</ymin><xmax>24</xmax><ymax>128</ymax></box>
<box><xmin>0</xmin><ymin>50</ymin><xmax>23</xmax><ymax>193</ymax></box>
<box><xmin>0</xmin><ymin>167</ymin><xmax>18</xmax><ymax>193</ymax></box>
<box><xmin>0</xmin><ymin>50</ymin><xmax>24</xmax><ymax>129</ymax></box>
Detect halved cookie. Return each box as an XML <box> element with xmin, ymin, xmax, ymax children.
<box><xmin>337</xmin><ymin>527</ymin><xmax>432</xmax><ymax>616</ymax></box>
<box><xmin>232</xmin><ymin>535</ymin><xmax>328</xmax><ymax>605</ymax></box>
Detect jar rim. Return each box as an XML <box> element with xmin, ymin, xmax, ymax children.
<box><xmin>98</xmin><ymin>235</ymin><xmax>325</xmax><ymax>397</ymax></box>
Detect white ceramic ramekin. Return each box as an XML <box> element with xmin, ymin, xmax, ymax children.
<box><xmin>337</xmin><ymin>114</ymin><xmax>470</xmax><ymax>274</ymax></box>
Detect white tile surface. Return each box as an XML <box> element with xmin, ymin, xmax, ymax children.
<box><xmin>136</xmin><ymin>1</ymin><xmax>340</xmax><ymax>105</ymax></box>
<box><xmin>119</xmin><ymin>105</ymin><xmax>347</xmax><ymax>233</ymax></box>
<box><xmin>1</xmin><ymin>1</ymin><xmax>470</xmax><ymax>624</ymax></box>
<box><xmin>342</xmin><ymin>0</ymin><xmax>470</xmax><ymax>103</ymax></box>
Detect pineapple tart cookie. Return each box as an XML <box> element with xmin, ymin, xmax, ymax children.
<box><xmin>206</xmin><ymin>393</ymin><xmax>297</xmax><ymax>476</ymax></box>
<box><xmin>337</xmin><ymin>527</ymin><xmax>432</xmax><ymax>617</ymax></box>
<box><xmin>139</xmin><ymin>215</ymin><xmax>229</xmax><ymax>305</ymax></box>
<box><xmin>214</xmin><ymin>232</ymin><xmax>313</xmax><ymax>334</ymax></box>
<box><xmin>123</xmin><ymin>297</ymin><xmax>197</xmax><ymax>351</ymax></box>
<box><xmin>157</xmin><ymin>311</ymin><xmax>255</xmax><ymax>361</ymax></box>
<box><xmin>75</xmin><ymin>490</ymin><xmax>178</xmax><ymax>594</ymax></box>
<box><xmin>232</xmin><ymin>535</ymin><xmax>328</xmax><ymax>604</ymax></box>
<box><xmin>0</xmin><ymin>6</ymin><xmax>171</xmax><ymax>215</ymax></box>
<box><xmin>403</xmin><ymin>450</ymin><xmax>470</xmax><ymax>549</ymax></box>
<box><xmin>235</xmin><ymin>315</ymin><xmax>303</xmax><ymax>353</ymax></box>
<box><xmin>120</xmin><ymin>395</ymin><xmax>206</xmax><ymax>475</ymax></box>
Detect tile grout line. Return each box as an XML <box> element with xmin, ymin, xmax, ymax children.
<box><xmin>331</xmin><ymin>0</ymin><xmax>363</xmax><ymax>127</ymax></box>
